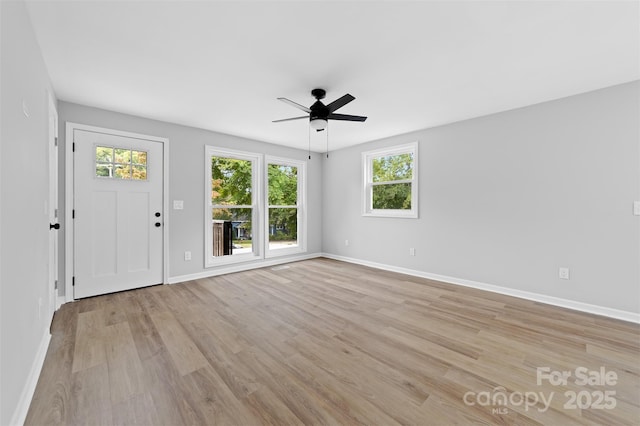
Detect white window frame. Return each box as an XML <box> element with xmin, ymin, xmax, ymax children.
<box><xmin>205</xmin><ymin>146</ymin><xmax>262</xmax><ymax>267</ymax></box>
<box><xmin>362</xmin><ymin>142</ymin><xmax>418</xmax><ymax>218</ymax></box>
<box><xmin>264</xmin><ymin>156</ymin><xmax>307</xmax><ymax>258</ymax></box>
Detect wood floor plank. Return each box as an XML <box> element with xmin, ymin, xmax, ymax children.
<box><xmin>149</xmin><ymin>309</ymin><xmax>209</xmax><ymax>376</ymax></box>
<box><xmin>103</xmin><ymin>321</ymin><xmax>145</xmax><ymax>405</ymax></box>
<box><xmin>69</xmin><ymin>363</ymin><xmax>113</xmax><ymax>425</ymax></box>
<box><xmin>71</xmin><ymin>309</ymin><xmax>106</xmax><ymax>373</ymax></box>
<box><xmin>111</xmin><ymin>392</ymin><xmax>160</xmax><ymax>426</ymax></box>
<box><xmin>26</xmin><ymin>258</ymin><xmax>640</xmax><ymax>425</ymax></box>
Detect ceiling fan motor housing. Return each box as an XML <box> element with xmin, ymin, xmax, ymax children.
<box><xmin>310</xmin><ymin>101</ymin><xmax>329</xmax><ymax>120</ymax></box>
<box><xmin>311</xmin><ymin>88</ymin><xmax>326</xmax><ymax>100</ymax></box>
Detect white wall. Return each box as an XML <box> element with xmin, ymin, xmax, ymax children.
<box><xmin>323</xmin><ymin>82</ymin><xmax>640</xmax><ymax>314</ymax></box>
<box><xmin>0</xmin><ymin>1</ymin><xmax>56</xmax><ymax>424</ymax></box>
<box><xmin>57</xmin><ymin>101</ymin><xmax>323</xmax><ymax>290</ymax></box>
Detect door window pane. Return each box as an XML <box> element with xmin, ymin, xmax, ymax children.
<box><xmin>96</xmin><ymin>146</ymin><xmax>113</xmax><ymax>163</ymax></box>
<box><xmin>114</xmin><ymin>148</ymin><xmax>131</xmax><ymax>164</ymax></box>
<box><xmin>132</xmin><ymin>150</ymin><xmax>147</xmax><ymax>165</ymax></box>
<box><xmin>95</xmin><ymin>146</ymin><xmax>147</xmax><ymax>181</ymax></box>
<box><xmin>114</xmin><ymin>164</ymin><xmax>132</xmax><ymax>179</ymax></box>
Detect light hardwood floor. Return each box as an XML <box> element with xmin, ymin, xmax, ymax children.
<box><xmin>26</xmin><ymin>258</ymin><xmax>639</xmax><ymax>425</ymax></box>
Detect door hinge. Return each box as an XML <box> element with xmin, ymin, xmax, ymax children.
<box><xmin>54</xmin><ymin>208</ymin><xmax>58</xmax><ymax>219</ymax></box>
<box><xmin>54</xmin><ymin>280</ymin><xmax>58</xmax><ymax>290</ymax></box>
<box><xmin>72</xmin><ymin>142</ymin><xmax>75</xmax><ymax>152</ymax></box>
<box><xmin>72</xmin><ymin>209</ymin><xmax>75</xmax><ymax>219</ymax></box>
<box><xmin>54</xmin><ymin>136</ymin><xmax>58</xmax><ymax>147</ymax></box>
<box><xmin>72</xmin><ymin>276</ymin><xmax>75</xmax><ymax>287</ymax></box>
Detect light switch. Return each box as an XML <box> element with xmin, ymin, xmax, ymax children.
<box><xmin>173</xmin><ymin>200</ymin><xmax>184</xmax><ymax>210</ymax></box>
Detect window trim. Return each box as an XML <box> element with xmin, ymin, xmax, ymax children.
<box><xmin>264</xmin><ymin>156</ymin><xmax>307</xmax><ymax>258</ymax></box>
<box><xmin>204</xmin><ymin>146</ymin><xmax>262</xmax><ymax>267</ymax></box>
<box><xmin>362</xmin><ymin>142</ymin><xmax>418</xmax><ymax>218</ymax></box>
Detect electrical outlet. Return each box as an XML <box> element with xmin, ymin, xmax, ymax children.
<box><xmin>173</xmin><ymin>200</ymin><xmax>184</xmax><ymax>210</ymax></box>
<box><xmin>559</xmin><ymin>267</ymin><xmax>570</xmax><ymax>280</ymax></box>
<box><xmin>184</xmin><ymin>251</ymin><xmax>191</xmax><ymax>261</ymax></box>
<box><xmin>345</xmin><ymin>239</ymin><xmax>349</xmax><ymax>247</ymax></box>
<box><xmin>409</xmin><ymin>248</ymin><xmax>416</xmax><ymax>256</ymax></box>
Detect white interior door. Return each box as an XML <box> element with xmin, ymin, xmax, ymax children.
<box><xmin>73</xmin><ymin>129</ymin><xmax>163</xmax><ymax>298</ymax></box>
<box><xmin>48</xmin><ymin>94</ymin><xmax>59</xmax><ymax>315</ymax></box>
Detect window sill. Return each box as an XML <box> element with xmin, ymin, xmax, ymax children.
<box><xmin>362</xmin><ymin>211</ymin><xmax>418</xmax><ymax>219</ymax></box>
<box><xmin>205</xmin><ymin>252</ymin><xmax>262</xmax><ymax>268</ymax></box>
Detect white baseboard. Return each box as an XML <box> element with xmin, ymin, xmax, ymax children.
<box><xmin>55</xmin><ymin>295</ymin><xmax>65</xmax><ymax>310</ymax></box>
<box><xmin>168</xmin><ymin>252</ymin><xmax>323</xmax><ymax>284</ymax></box>
<box><xmin>322</xmin><ymin>253</ymin><xmax>640</xmax><ymax>324</ymax></box>
<box><xmin>9</xmin><ymin>330</ymin><xmax>51</xmax><ymax>426</ymax></box>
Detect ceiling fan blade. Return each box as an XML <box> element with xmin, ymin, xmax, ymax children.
<box><xmin>327</xmin><ymin>113</ymin><xmax>367</xmax><ymax>122</ymax></box>
<box><xmin>326</xmin><ymin>94</ymin><xmax>355</xmax><ymax>113</ymax></box>
<box><xmin>273</xmin><ymin>116</ymin><xmax>308</xmax><ymax>123</ymax></box>
<box><xmin>277</xmin><ymin>97</ymin><xmax>311</xmax><ymax>113</ymax></box>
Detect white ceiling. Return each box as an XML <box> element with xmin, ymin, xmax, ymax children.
<box><xmin>25</xmin><ymin>1</ymin><xmax>639</xmax><ymax>152</ymax></box>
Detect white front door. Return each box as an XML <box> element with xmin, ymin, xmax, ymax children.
<box><xmin>73</xmin><ymin>129</ymin><xmax>164</xmax><ymax>298</ymax></box>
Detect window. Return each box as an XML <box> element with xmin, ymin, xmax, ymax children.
<box><xmin>205</xmin><ymin>148</ymin><xmax>306</xmax><ymax>266</ymax></box>
<box><xmin>363</xmin><ymin>142</ymin><xmax>418</xmax><ymax>218</ymax></box>
<box><xmin>95</xmin><ymin>146</ymin><xmax>147</xmax><ymax>180</ymax></box>
<box><xmin>205</xmin><ymin>147</ymin><xmax>261</xmax><ymax>266</ymax></box>
<box><xmin>265</xmin><ymin>157</ymin><xmax>306</xmax><ymax>257</ymax></box>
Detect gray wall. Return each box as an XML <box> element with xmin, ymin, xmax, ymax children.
<box><xmin>0</xmin><ymin>1</ymin><xmax>56</xmax><ymax>423</ymax></box>
<box><xmin>57</xmin><ymin>101</ymin><xmax>323</xmax><ymax>288</ymax></box>
<box><xmin>323</xmin><ymin>81</ymin><xmax>640</xmax><ymax>314</ymax></box>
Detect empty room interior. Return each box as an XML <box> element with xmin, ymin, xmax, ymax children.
<box><xmin>1</xmin><ymin>0</ymin><xmax>639</xmax><ymax>424</ymax></box>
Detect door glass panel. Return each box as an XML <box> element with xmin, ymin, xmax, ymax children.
<box><xmin>132</xmin><ymin>165</ymin><xmax>147</xmax><ymax>180</ymax></box>
<box><xmin>132</xmin><ymin>150</ymin><xmax>147</xmax><ymax>165</ymax></box>
<box><xmin>96</xmin><ymin>164</ymin><xmax>111</xmax><ymax>177</ymax></box>
<box><xmin>114</xmin><ymin>164</ymin><xmax>131</xmax><ymax>180</ymax></box>
<box><xmin>96</xmin><ymin>146</ymin><xmax>113</xmax><ymax>163</ymax></box>
<box><xmin>95</xmin><ymin>146</ymin><xmax>147</xmax><ymax>181</ymax></box>
<box><xmin>114</xmin><ymin>148</ymin><xmax>131</xmax><ymax>164</ymax></box>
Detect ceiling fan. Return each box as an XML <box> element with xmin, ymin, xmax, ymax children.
<box><xmin>273</xmin><ymin>88</ymin><xmax>367</xmax><ymax>132</ymax></box>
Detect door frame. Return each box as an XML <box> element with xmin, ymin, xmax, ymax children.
<box><xmin>64</xmin><ymin>123</ymin><xmax>170</xmax><ymax>302</ymax></box>
<box><xmin>47</xmin><ymin>92</ymin><xmax>60</xmax><ymax>312</ymax></box>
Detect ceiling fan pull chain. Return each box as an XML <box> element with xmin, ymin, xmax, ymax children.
<box><xmin>326</xmin><ymin>121</ymin><xmax>329</xmax><ymax>159</ymax></box>
<box><xmin>308</xmin><ymin>124</ymin><xmax>311</xmax><ymax>160</ymax></box>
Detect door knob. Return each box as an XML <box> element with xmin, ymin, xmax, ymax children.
<box><xmin>50</xmin><ymin>223</ymin><xmax>60</xmax><ymax>230</ymax></box>
<box><xmin>155</xmin><ymin>222</ymin><xmax>161</xmax><ymax>227</ymax></box>
<box><xmin>155</xmin><ymin>212</ymin><xmax>161</xmax><ymax>217</ymax></box>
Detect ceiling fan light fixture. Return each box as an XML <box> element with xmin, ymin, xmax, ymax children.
<box><xmin>310</xmin><ymin>118</ymin><xmax>327</xmax><ymax>130</ymax></box>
